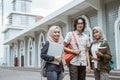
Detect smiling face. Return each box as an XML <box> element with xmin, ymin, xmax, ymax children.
<box><xmin>76</xmin><ymin>19</ymin><xmax>84</xmax><ymax>32</ymax></box>
<box><xmin>93</xmin><ymin>29</ymin><xmax>102</xmax><ymax>40</ymax></box>
<box><xmin>52</xmin><ymin>28</ymin><xmax>60</xmax><ymax>42</ymax></box>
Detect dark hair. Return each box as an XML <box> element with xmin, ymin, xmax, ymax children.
<box><xmin>74</xmin><ymin>17</ymin><xmax>86</xmax><ymax>32</ymax></box>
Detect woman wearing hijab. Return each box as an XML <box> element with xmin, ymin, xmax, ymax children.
<box><xmin>41</xmin><ymin>25</ymin><xmax>64</xmax><ymax>80</ymax></box>
<box><xmin>89</xmin><ymin>26</ymin><xmax>112</xmax><ymax>80</ymax></box>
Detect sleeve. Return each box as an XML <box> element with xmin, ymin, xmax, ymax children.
<box><xmin>102</xmin><ymin>41</ymin><xmax>112</xmax><ymax>61</ymax></box>
<box><xmin>41</xmin><ymin>41</ymin><xmax>54</xmax><ymax>62</ymax></box>
<box><xmin>64</xmin><ymin>32</ymin><xmax>72</xmax><ymax>44</ymax></box>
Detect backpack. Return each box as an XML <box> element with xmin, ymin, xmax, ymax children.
<box><xmin>40</xmin><ymin>59</ymin><xmax>47</xmax><ymax>77</ymax></box>
<box><xmin>100</xmin><ymin>41</ymin><xmax>114</xmax><ymax>70</ymax></box>
<box><xmin>109</xmin><ymin>59</ymin><xmax>114</xmax><ymax>70</ymax></box>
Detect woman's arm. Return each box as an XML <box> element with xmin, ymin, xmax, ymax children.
<box><xmin>96</xmin><ymin>41</ymin><xmax>112</xmax><ymax>60</ymax></box>
<box><xmin>64</xmin><ymin>42</ymin><xmax>80</xmax><ymax>55</ymax></box>
<box><xmin>86</xmin><ymin>48</ymin><xmax>91</xmax><ymax>72</ymax></box>
<box><xmin>102</xmin><ymin>41</ymin><xmax>112</xmax><ymax>60</ymax></box>
<box><xmin>41</xmin><ymin>41</ymin><xmax>54</xmax><ymax>62</ymax></box>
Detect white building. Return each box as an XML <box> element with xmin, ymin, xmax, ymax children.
<box><xmin>3</xmin><ymin>0</ymin><xmax>120</xmax><ymax>69</ymax></box>
<box><xmin>0</xmin><ymin>57</ymin><xmax>3</xmax><ymax>66</ymax></box>
<box><xmin>2</xmin><ymin>0</ymin><xmax>43</xmax><ymax>67</ymax></box>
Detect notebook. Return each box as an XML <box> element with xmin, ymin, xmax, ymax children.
<box><xmin>47</xmin><ymin>42</ymin><xmax>64</xmax><ymax>65</ymax></box>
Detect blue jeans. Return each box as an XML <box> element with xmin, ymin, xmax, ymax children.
<box><xmin>47</xmin><ymin>71</ymin><xmax>62</xmax><ymax>80</ymax></box>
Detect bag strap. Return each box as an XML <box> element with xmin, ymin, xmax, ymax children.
<box><xmin>71</xmin><ymin>32</ymin><xmax>79</xmax><ymax>49</ymax></box>
<box><xmin>89</xmin><ymin>42</ymin><xmax>93</xmax><ymax>56</ymax></box>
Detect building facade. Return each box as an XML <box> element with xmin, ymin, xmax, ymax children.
<box><xmin>3</xmin><ymin>0</ymin><xmax>120</xmax><ymax>69</ymax></box>
<box><xmin>3</xmin><ymin>0</ymin><xmax>43</xmax><ymax>67</ymax></box>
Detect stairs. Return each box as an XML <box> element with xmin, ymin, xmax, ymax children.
<box><xmin>86</xmin><ymin>70</ymin><xmax>120</xmax><ymax>80</ymax></box>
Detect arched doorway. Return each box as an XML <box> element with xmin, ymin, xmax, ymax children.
<box><xmin>28</xmin><ymin>37</ymin><xmax>33</xmax><ymax>67</ymax></box>
<box><xmin>38</xmin><ymin>32</ymin><xmax>45</xmax><ymax>67</ymax></box>
<box><xmin>13</xmin><ymin>43</ymin><xmax>18</xmax><ymax>67</ymax></box>
<box><xmin>20</xmin><ymin>41</ymin><xmax>24</xmax><ymax>67</ymax></box>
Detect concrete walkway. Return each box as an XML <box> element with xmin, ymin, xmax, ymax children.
<box><xmin>0</xmin><ymin>67</ymin><xmax>94</xmax><ymax>80</ymax></box>
<box><xmin>1</xmin><ymin>66</ymin><xmax>120</xmax><ymax>80</ymax></box>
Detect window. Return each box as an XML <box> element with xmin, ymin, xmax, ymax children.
<box><xmin>13</xmin><ymin>2</ymin><xmax>16</xmax><ymax>11</ymax></box>
<box><xmin>20</xmin><ymin>1</ymin><xmax>27</xmax><ymax>12</ymax></box>
<box><xmin>20</xmin><ymin>15</ymin><xmax>28</xmax><ymax>25</ymax></box>
<box><xmin>14</xmin><ymin>44</ymin><xmax>17</xmax><ymax>57</ymax></box>
<box><xmin>20</xmin><ymin>41</ymin><xmax>24</xmax><ymax>56</ymax></box>
<box><xmin>39</xmin><ymin>32</ymin><xmax>45</xmax><ymax>48</ymax></box>
<box><xmin>9</xmin><ymin>16</ymin><xmax>12</xmax><ymax>25</ymax></box>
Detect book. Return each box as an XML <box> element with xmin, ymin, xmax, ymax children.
<box><xmin>98</xmin><ymin>46</ymin><xmax>107</xmax><ymax>54</ymax></box>
<box><xmin>47</xmin><ymin>42</ymin><xmax>64</xmax><ymax>65</ymax></box>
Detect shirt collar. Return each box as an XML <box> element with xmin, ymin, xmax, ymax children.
<box><xmin>74</xmin><ymin>30</ymin><xmax>83</xmax><ymax>36</ymax></box>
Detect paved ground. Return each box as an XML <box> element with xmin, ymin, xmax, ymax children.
<box><xmin>0</xmin><ymin>68</ymin><xmax>95</xmax><ymax>80</ymax></box>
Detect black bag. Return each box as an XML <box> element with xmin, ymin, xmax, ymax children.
<box><xmin>40</xmin><ymin>59</ymin><xmax>47</xmax><ymax>77</ymax></box>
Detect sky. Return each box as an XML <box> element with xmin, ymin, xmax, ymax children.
<box><xmin>0</xmin><ymin>0</ymin><xmax>73</xmax><ymax>58</ymax></box>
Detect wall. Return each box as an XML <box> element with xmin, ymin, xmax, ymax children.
<box><xmin>105</xmin><ymin>0</ymin><xmax>120</xmax><ymax>67</ymax></box>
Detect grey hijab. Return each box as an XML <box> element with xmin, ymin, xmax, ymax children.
<box><xmin>92</xmin><ymin>26</ymin><xmax>106</xmax><ymax>42</ymax></box>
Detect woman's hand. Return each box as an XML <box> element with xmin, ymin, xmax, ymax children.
<box><xmin>96</xmin><ymin>51</ymin><xmax>103</xmax><ymax>57</ymax></box>
<box><xmin>86</xmin><ymin>66</ymin><xmax>91</xmax><ymax>73</ymax></box>
<box><xmin>73</xmin><ymin>49</ymin><xmax>81</xmax><ymax>55</ymax></box>
<box><xmin>91</xmin><ymin>57</ymin><xmax>99</xmax><ymax>61</ymax></box>
<box><xmin>55</xmin><ymin>56</ymin><xmax>62</xmax><ymax>62</ymax></box>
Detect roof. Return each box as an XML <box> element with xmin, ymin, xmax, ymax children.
<box><xmin>3</xmin><ymin>0</ymin><xmax>100</xmax><ymax>44</ymax></box>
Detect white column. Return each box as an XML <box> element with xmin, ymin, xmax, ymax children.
<box><xmin>24</xmin><ymin>36</ymin><xmax>28</xmax><ymax>67</ymax></box>
<box><xmin>114</xmin><ymin>6</ymin><xmax>120</xmax><ymax>69</ymax></box>
<box><xmin>34</xmin><ymin>32</ymin><xmax>39</xmax><ymax>67</ymax></box>
<box><xmin>97</xmin><ymin>0</ymin><xmax>107</xmax><ymax>38</ymax></box>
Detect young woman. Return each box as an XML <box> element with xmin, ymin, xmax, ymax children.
<box><xmin>64</xmin><ymin>17</ymin><xmax>91</xmax><ymax>80</ymax></box>
<box><xmin>89</xmin><ymin>26</ymin><xmax>112</xmax><ymax>80</ymax></box>
<box><xmin>41</xmin><ymin>25</ymin><xmax>64</xmax><ymax>80</ymax></box>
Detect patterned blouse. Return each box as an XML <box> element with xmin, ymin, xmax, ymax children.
<box><xmin>64</xmin><ymin>31</ymin><xmax>90</xmax><ymax>66</ymax></box>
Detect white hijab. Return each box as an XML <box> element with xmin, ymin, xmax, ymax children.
<box><xmin>47</xmin><ymin>25</ymin><xmax>63</xmax><ymax>44</ymax></box>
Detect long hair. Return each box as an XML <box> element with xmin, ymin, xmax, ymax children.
<box><xmin>74</xmin><ymin>17</ymin><xmax>86</xmax><ymax>32</ymax></box>
<box><xmin>47</xmin><ymin>25</ymin><xmax>63</xmax><ymax>44</ymax></box>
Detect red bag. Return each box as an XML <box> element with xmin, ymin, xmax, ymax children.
<box><xmin>64</xmin><ymin>32</ymin><xmax>78</xmax><ymax>65</ymax></box>
<box><xmin>64</xmin><ymin>44</ymin><xmax>75</xmax><ymax>65</ymax></box>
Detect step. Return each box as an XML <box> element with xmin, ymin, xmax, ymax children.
<box><xmin>86</xmin><ymin>70</ymin><xmax>120</xmax><ymax>80</ymax></box>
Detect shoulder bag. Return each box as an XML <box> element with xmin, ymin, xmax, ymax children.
<box><xmin>64</xmin><ymin>32</ymin><xmax>78</xmax><ymax>65</ymax></box>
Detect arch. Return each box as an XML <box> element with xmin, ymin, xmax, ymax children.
<box><xmin>19</xmin><ymin>41</ymin><xmax>24</xmax><ymax>67</ymax></box>
<box><xmin>38</xmin><ymin>32</ymin><xmax>45</xmax><ymax>67</ymax></box>
<box><xmin>114</xmin><ymin>6</ymin><xmax>120</xmax><ymax>69</ymax></box>
<box><xmin>39</xmin><ymin>32</ymin><xmax>45</xmax><ymax>49</ymax></box>
<box><xmin>14</xmin><ymin>43</ymin><xmax>17</xmax><ymax>57</ymax></box>
<box><xmin>28</xmin><ymin>37</ymin><xmax>33</xmax><ymax>67</ymax></box>
<box><xmin>13</xmin><ymin>43</ymin><xmax>18</xmax><ymax>66</ymax></box>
